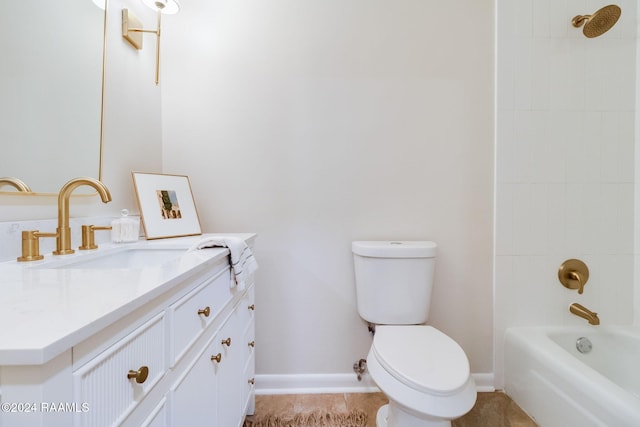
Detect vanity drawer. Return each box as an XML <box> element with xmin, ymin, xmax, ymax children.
<box><xmin>169</xmin><ymin>266</ymin><xmax>233</xmax><ymax>366</ymax></box>
<box><xmin>73</xmin><ymin>311</ymin><xmax>166</xmax><ymax>427</ymax></box>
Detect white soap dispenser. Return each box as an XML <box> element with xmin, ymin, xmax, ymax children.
<box><xmin>111</xmin><ymin>209</ymin><xmax>139</xmax><ymax>243</ymax></box>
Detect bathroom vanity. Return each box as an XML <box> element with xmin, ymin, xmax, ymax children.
<box><xmin>0</xmin><ymin>233</ymin><xmax>256</xmax><ymax>427</ymax></box>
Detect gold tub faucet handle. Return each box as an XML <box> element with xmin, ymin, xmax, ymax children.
<box><xmin>558</xmin><ymin>259</ymin><xmax>589</xmax><ymax>294</ymax></box>
<box><xmin>568</xmin><ymin>270</ymin><xmax>585</xmax><ymax>293</ymax></box>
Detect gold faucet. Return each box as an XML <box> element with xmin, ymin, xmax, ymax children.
<box><xmin>18</xmin><ymin>177</ymin><xmax>112</xmax><ymax>261</ymax></box>
<box><xmin>54</xmin><ymin>177</ymin><xmax>112</xmax><ymax>255</ymax></box>
<box><xmin>569</xmin><ymin>303</ymin><xmax>600</xmax><ymax>325</ymax></box>
<box><xmin>0</xmin><ymin>177</ymin><xmax>32</xmax><ymax>192</ymax></box>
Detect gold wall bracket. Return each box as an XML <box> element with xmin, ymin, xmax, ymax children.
<box><xmin>122</xmin><ymin>9</ymin><xmax>147</xmax><ymax>50</ymax></box>
<box><xmin>558</xmin><ymin>259</ymin><xmax>589</xmax><ymax>294</ymax></box>
<box><xmin>121</xmin><ymin>7</ymin><xmax>168</xmax><ymax>85</ymax></box>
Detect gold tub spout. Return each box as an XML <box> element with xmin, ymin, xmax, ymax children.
<box><xmin>0</xmin><ymin>177</ymin><xmax>32</xmax><ymax>192</ymax></box>
<box><xmin>54</xmin><ymin>177</ymin><xmax>112</xmax><ymax>255</ymax></box>
<box><xmin>569</xmin><ymin>303</ymin><xmax>600</xmax><ymax>325</ymax></box>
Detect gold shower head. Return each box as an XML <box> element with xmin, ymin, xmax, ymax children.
<box><xmin>572</xmin><ymin>4</ymin><xmax>621</xmax><ymax>38</ymax></box>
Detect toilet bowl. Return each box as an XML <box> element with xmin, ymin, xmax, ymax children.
<box><xmin>366</xmin><ymin>325</ymin><xmax>476</xmax><ymax>427</ymax></box>
<box><xmin>351</xmin><ymin>241</ymin><xmax>477</xmax><ymax>427</ymax></box>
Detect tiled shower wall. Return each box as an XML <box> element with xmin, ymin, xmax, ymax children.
<box><xmin>495</xmin><ymin>0</ymin><xmax>637</xmax><ymax>387</ymax></box>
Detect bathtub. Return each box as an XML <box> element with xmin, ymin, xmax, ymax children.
<box><xmin>504</xmin><ymin>326</ymin><xmax>640</xmax><ymax>427</ymax></box>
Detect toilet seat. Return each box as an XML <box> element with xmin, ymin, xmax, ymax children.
<box><xmin>372</xmin><ymin>325</ymin><xmax>470</xmax><ymax>396</ymax></box>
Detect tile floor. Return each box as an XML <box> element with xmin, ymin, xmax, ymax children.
<box><xmin>247</xmin><ymin>392</ymin><xmax>537</xmax><ymax>426</ymax></box>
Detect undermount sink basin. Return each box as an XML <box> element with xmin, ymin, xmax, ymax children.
<box><xmin>36</xmin><ymin>247</ymin><xmax>188</xmax><ymax>270</ymax></box>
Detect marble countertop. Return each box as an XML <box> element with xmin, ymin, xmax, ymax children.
<box><xmin>0</xmin><ymin>233</ymin><xmax>255</xmax><ymax>366</ymax></box>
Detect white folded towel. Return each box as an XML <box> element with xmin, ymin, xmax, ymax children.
<box><xmin>189</xmin><ymin>236</ymin><xmax>258</xmax><ymax>290</ymax></box>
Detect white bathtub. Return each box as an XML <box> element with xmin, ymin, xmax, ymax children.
<box><xmin>504</xmin><ymin>326</ymin><xmax>640</xmax><ymax>427</ymax></box>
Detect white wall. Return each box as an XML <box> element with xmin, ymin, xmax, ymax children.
<box><xmin>495</xmin><ymin>0</ymin><xmax>637</xmax><ymax>388</ymax></box>
<box><xmin>635</xmin><ymin>4</ymin><xmax>640</xmax><ymax>328</ymax></box>
<box><xmin>162</xmin><ymin>0</ymin><xmax>495</xmax><ymax>382</ymax></box>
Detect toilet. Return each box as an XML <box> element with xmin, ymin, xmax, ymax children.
<box><xmin>352</xmin><ymin>241</ymin><xmax>476</xmax><ymax>427</ymax></box>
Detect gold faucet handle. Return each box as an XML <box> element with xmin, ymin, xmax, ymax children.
<box><xmin>17</xmin><ymin>230</ymin><xmax>57</xmax><ymax>262</ymax></box>
<box><xmin>567</xmin><ymin>271</ymin><xmax>585</xmax><ymax>294</ymax></box>
<box><xmin>558</xmin><ymin>259</ymin><xmax>589</xmax><ymax>294</ymax></box>
<box><xmin>79</xmin><ymin>225</ymin><xmax>113</xmax><ymax>250</ymax></box>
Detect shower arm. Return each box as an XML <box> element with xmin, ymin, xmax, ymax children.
<box><xmin>572</xmin><ymin>15</ymin><xmax>590</xmax><ymax>28</ymax></box>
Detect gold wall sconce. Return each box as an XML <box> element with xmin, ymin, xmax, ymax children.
<box><xmin>122</xmin><ymin>0</ymin><xmax>180</xmax><ymax>85</ymax></box>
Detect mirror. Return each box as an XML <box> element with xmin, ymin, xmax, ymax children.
<box><xmin>0</xmin><ymin>0</ymin><xmax>106</xmax><ymax>194</ymax></box>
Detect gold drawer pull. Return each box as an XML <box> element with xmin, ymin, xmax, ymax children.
<box><xmin>198</xmin><ymin>306</ymin><xmax>211</xmax><ymax>317</ymax></box>
<box><xmin>211</xmin><ymin>353</ymin><xmax>222</xmax><ymax>363</ymax></box>
<box><xmin>127</xmin><ymin>366</ymin><xmax>149</xmax><ymax>384</ymax></box>
<box><xmin>248</xmin><ymin>341</ymin><xmax>255</xmax><ymax>348</ymax></box>
<box><xmin>221</xmin><ymin>337</ymin><xmax>232</xmax><ymax>346</ymax></box>
<box><xmin>248</xmin><ymin>378</ymin><xmax>255</xmax><ymax>385</ymax></box>
<box><xmin>248</xmin><ymin>304</ymin><xmax>255</xmax><ymax>311</ymax></box>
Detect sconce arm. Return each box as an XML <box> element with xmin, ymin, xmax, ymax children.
<box><xmin>121</xmin><ymin>8</ymin><xmax>163</xmax><ymax>85</ymax></box>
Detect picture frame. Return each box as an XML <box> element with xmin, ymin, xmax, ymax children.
<box><xmin>132</xmin><ymin>172</ymin><xmax>202</xmax><ymax>239</ymax></box>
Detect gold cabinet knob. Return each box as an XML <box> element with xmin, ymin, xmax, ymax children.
<box><xmin>198</xmin><ymin>306</ymin><xmax>211</xmax><ymax>317</ymax></box>
<box><xmin>127</xmin><ymin>366</ymin><xmax>149</xmax><ymax>384</ymax></box>
<box><xmin>248</xmin><ymin>304</ymin><xmax>255</xmax><ymax>311</ymax></box>
<box><xmin>248</xmin><ymin>341</ymin><xmax>255</xmax><ymax>348</ymax></box>
<box><xmin>211</xmin><ymin>353</ymin><xmax>222</xmax><ymax>363</ymax></box>
<box><xmin>221</xmin><ymin>337</ymin><xmax>232</xmax><ymax>346</ymax></box>
<box><xmin>248</xmin><ymin>378</ymin><xmax>255</xmax><ymax>385</ymax></box>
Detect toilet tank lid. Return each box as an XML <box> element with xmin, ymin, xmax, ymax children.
<box><xmin>352</xmin><ymin>241</ymin><xmax>437</xmax><ymax>258</ymax></box>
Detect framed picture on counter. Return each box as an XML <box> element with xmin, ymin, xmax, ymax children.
<box><xmin>132</xmin><ymin>172</ymin><xmax>202</xmax><ymax>239</ymax></box>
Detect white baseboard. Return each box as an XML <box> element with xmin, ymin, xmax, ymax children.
<box><xmin>473</xmin><ymin>373</ymin><xmax>495</xmax><ymax>392</ymax></box>
<box><xmin>255</xmin><ymin>373</ymin><xmax>380</xmax><ymax>395</ymax></box>
<box><xmin>255</xmin><ymin>372</ymin><xmax>495</xmax><ymax>395</ymax></box>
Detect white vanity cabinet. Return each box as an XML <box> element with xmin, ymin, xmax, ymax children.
<box><xmin>0</xmin><ymin>236</ymin><xmax>256</xmax><ymax>427</ymax></box>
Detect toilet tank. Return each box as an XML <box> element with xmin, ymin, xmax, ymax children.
<box><xmin>352</xmin><ymin>241</ymin><xmax>437</xmax><ymax>325</ymax></box>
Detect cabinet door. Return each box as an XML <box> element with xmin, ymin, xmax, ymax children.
<box><xmin>216</xmin><ymin>310</ymin><xmax>243</xmax><ymax>427</ymax></box>
<box><xmin>140</xmin><ymin>397</ymin><xmax>168</xmax><ymax>427</ymax></box>
<box><xmin>240</xmin><ymin>287</ymin><xmax>256</xmax><ymax>416</ymax></box>
<box><xmin>242</xmin><ymin>352</ymin><xmax>256</xmax><ymax>417</ymax></box>
<box><xmin>170</xmin><ymin>337</ymin><xmax>219</xmax><ymax>425</ymax></box>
